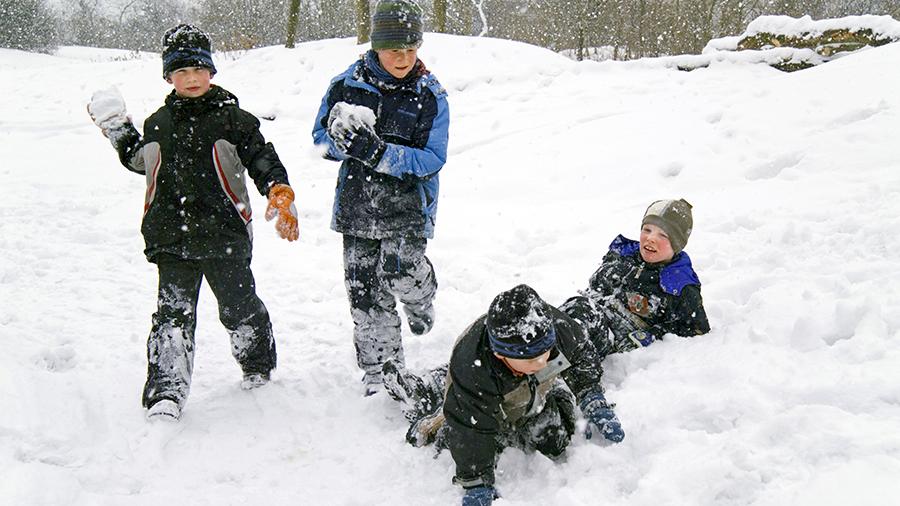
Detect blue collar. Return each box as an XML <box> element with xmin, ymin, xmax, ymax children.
<box><xmin>608</xmin><ymin>235</ymin><xmax>700</xmax><ymax>296</ymax></box>
<box><xmin>364</xmin><ymin>50</ymin><xmax>398</xmax><ymax>85</ymax></box>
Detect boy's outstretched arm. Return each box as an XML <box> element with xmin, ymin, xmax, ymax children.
<box><xmin>87</xmin><ymin>87</ymin><xmax>144</xmax><ymax>174</ymax></box>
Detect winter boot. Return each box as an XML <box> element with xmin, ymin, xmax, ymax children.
<box><xmin>241</xmin><ymin>371</ymin><xmax>270</xmax><ymax>390</ymax></box>
<box><xmin>403</xmin><ymin>303</ymin><xmax>435</xmax><ymax>336</ymax></box>
<box><xmin>146</xmin><ymin>399</ymin><xmax>180</xmax><ymax>422</ymax></box>
<box><xmin>406</xmin><ymin>411</ymin><xmax>446</xmax><ymax>447</ymax></box>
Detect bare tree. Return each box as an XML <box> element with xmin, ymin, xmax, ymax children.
<box><xmin>434</xmin><ymin>0</ymin><xmax>448</xmax><ymax>31</ymax></box>
<box><xmin>0</xmin><ymin>0</ymin><xmax>59</xmax><ymax>52</ymax></box>
<box><xmin>357</xmin><ymin>0</ymin><xmax>371</xmax><ymax>44</ymax></box>
<box><xmin>286</xmin><ymin>0</ymin><xmax>302</xmax><ymax>47</ymax></box>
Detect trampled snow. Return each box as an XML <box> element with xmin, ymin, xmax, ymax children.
<box><xmin>1</xmin><ymin>33</ymin><xmax>899</xmax><ymax>505</ymax></box>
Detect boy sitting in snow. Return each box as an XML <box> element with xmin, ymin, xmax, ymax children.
<box><xmin>560</xmin><ymin>198</ymin><xmax>710</xmax><ymax>359</ymax></box>
<box><xmin>311</xmin><ymin>0</ymin><xmax>450</xmax><ymax>395</ymax></box>
<box><xmin>87</xmin><ymin>24</ymin><xmax>299</xmax><ymax>421</ymax></box>
<box><xmin>382</xmin><ymin>285</ymin><xmax>624</xmax><ymax>506</ymax></box>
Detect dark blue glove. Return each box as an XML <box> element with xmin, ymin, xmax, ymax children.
<box><xmin>343</xmin><ymin>122</ymin><xmax>386</xmax><ymax>168</ymax></box>
<box><xmin>462</xmin><ymin>486</ymin><xmax>496</xmax><ymax>506</ymax></box>
<box><xmin>579</xmin><ymin>391</ymin><xmax>625</xmax><ymax>443</ymax></box>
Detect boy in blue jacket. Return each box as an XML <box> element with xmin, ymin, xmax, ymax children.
<box><xmin>561</xmin><ymin>198</ymin><xmax>710</xmax><ymax>358</ymax></box>
<box><xmin>312</xmin><ymin>0</ymin><xmax>450</xmax><ymax>395</ymax></box>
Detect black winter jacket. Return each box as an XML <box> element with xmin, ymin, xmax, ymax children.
<box><xmin>586</xmin><ymin>235</ymin><xmax>710</xmax><ymax>341</ymax></box>
<box><xmin>442</xmin><ymin>306</ymin><xmax>604</xmax><ymax>487</ymax></box>
<box><xmin>113</xmin><ymin>85</ymin><xmax>289</xmax><ymax>262</ymax></box>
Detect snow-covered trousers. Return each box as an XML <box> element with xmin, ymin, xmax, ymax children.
<box><xmin>559</xmin><ymin>295</ymin><xmax>616</xmax><ymax>360</ymax></box>
<box><xmin>342</xmin><ymin>234</ymin><xmax>437</xmax><ymax>376</ymax></box>
<box><xmin>141</xmin><ymin>255</ymin><xmax>277</xmax><ymax>409</ymax></box>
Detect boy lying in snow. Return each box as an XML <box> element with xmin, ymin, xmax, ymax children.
<box><xmin>560</xmin><ymin>198</ymin><xmax>710</xmax><ymax>357</ymax></box>
<box><xmin>382</xmin><ymin>285</ymin><xmax>624</xmax><ymax>506</ymax></box>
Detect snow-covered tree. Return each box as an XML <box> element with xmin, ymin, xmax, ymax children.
<box><xmin>0</xmin><ymin>0</ymin><xmax>59</xmax><ymax>52</ymax></box>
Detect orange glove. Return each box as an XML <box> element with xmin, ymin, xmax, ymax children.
<box><xmin>265</xmin><ymin>184</ymin><xmax>299</xmax><ymax>241</ymax></box>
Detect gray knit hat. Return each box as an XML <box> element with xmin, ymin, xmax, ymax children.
<box><xmin>642</xmin><ymin>199</ymin><xmax>693</xmax><ymax>254</ymax></box>
<box><xmin>371</xmin><ymin>0</ymin><xmax>424</xmax><ymax>50</ymax></box>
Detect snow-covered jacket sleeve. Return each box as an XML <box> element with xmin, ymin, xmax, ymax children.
<box><xmin>443</xmin><ymin>321</ymin><xmax>505</xmax><ymax>488</ymax></box>
<box><xmin>552</xmin><ymin>310</ymin><xmax>606</xmax><ymax>402</ymax></box>
<box><xmin>110</xmin><ymin>123</ymin><xmax>146</xmax><ymax>175</ymax></box>
<box><xmin>373</xmin><ymin>78</ymin><xmax>449</xmax><ymax>179</ymax></box>
<box><xmin>648</xmin><ymin>284</ymin><xmax>710</xmax><ymax>338</ymax></box>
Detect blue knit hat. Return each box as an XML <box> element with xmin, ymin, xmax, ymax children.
<box><xmin>162</xmin><ymin>24</ymin><xmax>217</xmax><ymax>78</ymax></box>
<box><xmin>487</xmin><ymin>285</ymin><xmax>557</xmax><ymax>359</ymax></box>
<box><xmin>371</xmin><ymin>0</ymin><xmax>424</xmax><ymax>50</ymax></box>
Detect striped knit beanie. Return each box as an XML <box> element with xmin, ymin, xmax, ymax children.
<box><xmin>162</xmin><ymin>24</ymin><xmax>217</xmax><ymax>78</ymax></box>
<box><xmin>371</xmin><ymin>0</ymin><xmax>424</xmax><ymax>50</ymax></box>
<box><xmin>487</xmin><ymin>285</ymin><xmax>557</xmax><ymax>359</ymax></box>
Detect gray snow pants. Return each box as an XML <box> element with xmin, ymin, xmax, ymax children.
<box><xmin>342</xmin><ymin>234</ymin><xmax>437</xmax><ymax>376</ymax></box>
<box><xmin>141</xmin><ymin>254</ymin><xmax>277</xmax><ymax>409</ymax></box>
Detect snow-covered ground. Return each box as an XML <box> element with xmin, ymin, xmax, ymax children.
<box><xmin>1</xmin><ymin>33</ymin><xmax>899</xmax><ymax>505</ymax></box>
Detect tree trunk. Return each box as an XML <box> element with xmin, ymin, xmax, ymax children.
<box><xmin>357</xmin><ymin>0</ymin><xmax>371</xmax><ymax>44</ymax></box>
<box><xmin>285</xmin><ymin>0</ymin><xmax>301</xmax><ymax>48</ymax></box>
<box><xmin>434</xmin><ymin>0</ymin><xmax>447</xmax><ymax>32</ymax></box>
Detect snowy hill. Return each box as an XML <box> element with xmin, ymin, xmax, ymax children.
<box><xmin>1</xmin><ymin>34</ymin><xmax>899</xmax><ymax>505</ymax></box>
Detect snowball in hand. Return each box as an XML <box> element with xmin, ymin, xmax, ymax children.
<box><xmin>88</xmin><ymin>87</ymin><xmax>129</xmax><ymax>131</ymax></box>
<box><xmin>328</xmin><ymin>101</ymin><xmax>377</xmax><ymax>140</ymax></box>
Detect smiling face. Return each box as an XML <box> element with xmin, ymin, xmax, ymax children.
<box><xmin>167</xmin><ymin>66</ymin><xmax>212</xmax><ymax>98</ymax></box>
<box><xmin>639</xmin><ymin>223</ymin><xmax>676</xmax><ymax>264</ymax></box>
<box><xmin>494</xmin><ymin>350</ymin><xmax>552</xmax><ymax>377</ymax></box>
<box><xmin>376</xmin><ymin>47</ymin><xmax>418</xmax><ymax>79</ymax></box>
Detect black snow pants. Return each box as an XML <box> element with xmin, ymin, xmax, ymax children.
<box><xmin>342</xmin><ymin>234</ymin><xmax>437</xmax><ymax>377</ymax></box>
<box><xmin>141</xmin><ymin>254</ymin><xmax>277</xmax><ymax>408</ymax></box>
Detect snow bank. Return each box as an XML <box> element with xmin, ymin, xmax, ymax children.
<box><xmin>1</xmin><ymin>33</ymin><xmax>899</xmax><ymax>505</ymax></box>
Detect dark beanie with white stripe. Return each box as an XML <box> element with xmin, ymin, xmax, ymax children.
<box><xmin>371</xmin><ymin>0</ymin><xmax>424</xmax><ymax>50</ymax></box>
<box><xmin>486</xmin><ymin>284</ymin><xmax>557</xmax><ymax>359</ymax></box>
<box><xmin>642</xmin><ymin>199</ymin><xmax>694</xmax><ymax>254</ymax></box>
<box><xmin>162</xmin><ymin>24</ymin><xmax>217</xmax><ymax>78</ymax></box>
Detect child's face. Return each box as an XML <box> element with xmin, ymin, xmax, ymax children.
<box><xmin>167</xmin><ymin>66</ymin><xmax>212</xmax><ymax>98</ymax></box>
<box><xmin>376</xmin><ymin>47</ymin><xmax>418</xmax><ymax>79</ymax></box>
<box><xmin>639</xmin><ymin>223</ymin><xmax>675</xmax><ymax>264</ymax></box>
<box><xmin>494</xmin><ymin>350</ymin><xmax>551</xmax><ymax>377</ymax></box>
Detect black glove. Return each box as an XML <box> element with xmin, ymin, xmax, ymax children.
<box><xmin>343</xmin><ymin>122</ymin><xmax>386</xmax><ymax>168</ymax></box>
<box><xmin>326</xmin><ymin>102</ymin><xmax>385</xmax><ymax>167</ymax></box>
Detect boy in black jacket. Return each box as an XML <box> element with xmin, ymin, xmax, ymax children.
<box><xmin>560</xmin><ymin>198</ymin><xmax>710</xmax><ymax>358</ymax></box>
<box><xmin>88</xmin><ymin>24</ymin><xmax>299</xmax><ymax>421</ymax></box>
<box><xmin>383</xmin><ymin>285</ymin><xmax>623</xmax><ymax>506</ymax></box>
